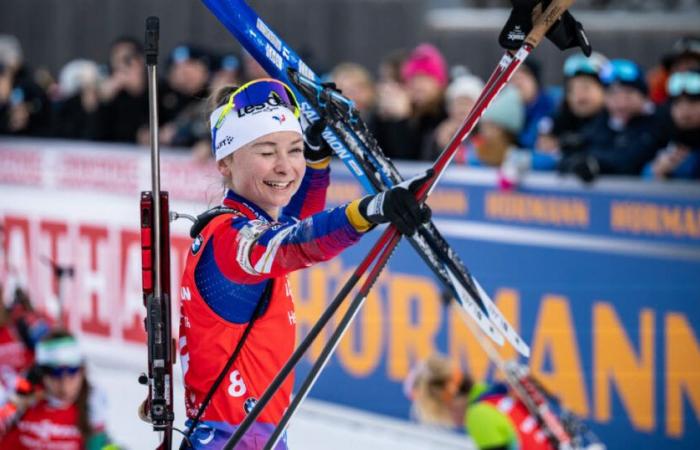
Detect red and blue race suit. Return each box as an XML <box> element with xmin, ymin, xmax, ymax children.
<box><xmin>179</xmin><ymin>164</ymin><xmax>367</xmax><ymax>449</ymax></box>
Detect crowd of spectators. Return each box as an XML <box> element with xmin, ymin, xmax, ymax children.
<box><xmin>0</xmin><ymin>32</ymin><xmax>698</xmax><ymax>182</ymax></box>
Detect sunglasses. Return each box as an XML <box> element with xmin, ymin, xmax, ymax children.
<box><xmin>211</xmin><ymin>78</ymin><xmax>301</xmax><ymax>153</ymax></box>
<box><xmin>668</xmin><ymin>71</ymin><xmax>700</xmax><ymax>98</ymax></box>
<box><xmin>41</xmin><ymin>365</ymin><xmax>81</xmax><ymax>378</ymax></box>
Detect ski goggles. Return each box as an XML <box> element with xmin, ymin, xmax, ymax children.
<box><xmin>41</xmin><ymin>365</ymin><xmax>82</xmax><ymax>378</ymax></box>
<box><xmin>608</xmin><ymin>59</ymin><xmax>647</xmax><ymax>94</ymax></box>
<box><xmin>211</xmin><ymin>78</ymin><xmax>301</xmax><ymax>156</ymax></box>
<box><xmin>563</xmin><ymin>53</ymin><xmax>613</xmax><ymax>84</ymax></box>
<box><xmin>610</xmin><ymin>59</ymin><xmax>642</xmax><ymax>83</ymax></box>
<box><xmin>212</xmin><ymin>78</ymin><xmax>300</xmax><ymax>130</ymax></box>
<box><xmin>668</xmin><ymin>71</ymin><xmax>700</xmax><ymax>98</ymax></box>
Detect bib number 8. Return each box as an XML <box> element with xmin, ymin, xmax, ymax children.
<box><xmin>228</xmin><ymin>370</ymin><xmax>247</xmax><ymax>398</ymax></box>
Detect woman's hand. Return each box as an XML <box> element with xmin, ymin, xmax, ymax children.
<box><xmin>358</xmin><ymin>170</ymin><xmax>433</xmax><ymax>235</ymax></box>
<box><xmin>303</xmin><ymin>118</ymin><xmax>333</xmax><ymax>165</ymax></box>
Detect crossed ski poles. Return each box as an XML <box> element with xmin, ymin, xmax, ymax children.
<box><xmin>220</xmin><ymin>2</ymin><xmax>575</xmax><ymax>447</ymax></box>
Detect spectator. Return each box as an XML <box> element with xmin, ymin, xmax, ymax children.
<box><xmin>0</xmin><ymin>35</ymin><xmax>51</xmax><ymax>137</ymax></box>
<box><xmin>51</xmin><ymin>59</ymin><xmax>103</xmax><ymax>139</ymax></box>
<box><xmin>95</xmin><ymin>36</ymin><xmax>148</xmax><ymax>143</ymax></box>
<box><xmin>536</xmin><ymin>52</ymin><xmax>611</xmax><ymax>157</ymax></box>
<box><xmin>644</xmin><ymin>70</ymin><xmax>700</xmax><ymax>180</ymax></box>
<box><xmin>405</xmin><ymin>354</ymin><xmax>555</xmax><ymax>450</ymax></box>
<box><xmin>0</xmin><ymin>288</ymin><xmax>51</xmax><ymax>392</ymax></box>
<box><xmin>510</xmin><ymin>59</ymin><xmax>557</xmax><ymax>149</ymax></box>
<box><xmin>431</xmin><ymin>73</ymin><xmax>484</xmax><ymax>162</ymax></box>
<box><xmin>158</xmin><ymin>45</ymin><xmax>211</xmax><ymax>148</ymax></box>
<box><xmin>473</xmin><ymin>86</ymin><xmax>525</xmax><ymax>167</ymax></box>
<box><xmin>330</xmin><ymin>62</ymin><xmax>376</xmax><ymax>121</ymax></box>
<box><xmin>210</xmin><ymin>53</ymin><xmax>242</xmax><ymax>93</ymax></box>
<box><xmin>0</xmin><ymin>330</ymin><xmax>115</xmax><ymax>449</ymax></box>
<box><xmin>648</xmin><ymin>36</ymin><xmax>700</xmax><ymax>105</ymax></box>
<box><xmin>559</xmin><ymin>59</ymin><xmax>660</xmax><ymax>180</ymax></box>
<box><xmin>374</xmin><ymin>43</ymin><xmax>448</xmax><ymax>161</ymax></box>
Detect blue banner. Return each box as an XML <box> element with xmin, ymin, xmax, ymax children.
<box><xmin>291</xmin><ymin>165</ymin><xmax>700</xmax><ymax>449</ymax></box>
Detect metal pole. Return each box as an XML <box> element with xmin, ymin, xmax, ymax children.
<box><xmin>146</xmin><ymin>17</ymin><xmax>161</xmax><ymax>301</ymax></box>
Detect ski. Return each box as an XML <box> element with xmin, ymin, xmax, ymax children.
<box><xmin>201</xmin><ymin>0</ymin><xmax>528</xmax><ymax>355</ymax></box>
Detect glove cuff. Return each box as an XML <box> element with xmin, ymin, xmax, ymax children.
<box><xmin>346</xmin><ymin>198</ymin><xmax>374</xmax><ymax>232</ymax></box>
<box><xmin>306</xmin><ymin>156</ymin><xmax>332</xmax><ymax>169</ymax></box>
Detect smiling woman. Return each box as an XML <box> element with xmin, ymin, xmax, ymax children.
<box><xmin>177</xmin><ymin>78</ymin><xmax>432</xmax><ymax>449</ymax></box>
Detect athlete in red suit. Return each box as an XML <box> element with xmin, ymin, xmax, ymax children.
<box><xmin>0</xmin><ymin>330</ymin><xmax>114</xmax><ymax>450</ymax></box>
<box><xmin>178</xmin><ymin>79</ymin><xmax>431</xmax><ymax>449</ymax></box>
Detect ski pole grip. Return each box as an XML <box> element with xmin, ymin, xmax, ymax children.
<box><xmin>145</xmin><ymin>16</ymin><xmax>160</xmax><ymax>66</ymax></box>
<box><xmin>524</xmin><ymin>0</ymin><xmax>574</xmax><ymax>48</ymax></box>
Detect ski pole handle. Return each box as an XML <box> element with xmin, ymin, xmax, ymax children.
<box><xmin>145</xmin><ymin>16</ymin><xmax>160</xmax><ymax>66</ymax></box>
<box><xmin>525</xmin><ymin>0</ymin><xmax>575</xmax><ymax>48</ymax></box>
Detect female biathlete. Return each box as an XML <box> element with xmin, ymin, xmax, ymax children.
<box><xmin>178</xmin><ymin>78</ymin><xmax>431</xmax><ymax>449</ymax></box>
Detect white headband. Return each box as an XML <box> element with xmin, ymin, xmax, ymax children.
<box><xmin>36</xmin><ymin>337</ymin><xmax>84</xmax><ymax>367</ymax></box>
<box><xmin>210</xmin><ymin>102</ymin><xmax>303</xmax><ymax>161</ymax></box>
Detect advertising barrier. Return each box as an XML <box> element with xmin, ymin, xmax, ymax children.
<box><xmin>1</xmin><ymin>138</ymin><xmax>698</xmax><ymax>448</ymax></box>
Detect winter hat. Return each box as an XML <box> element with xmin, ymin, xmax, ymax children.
<box><xmin>481</xmin><ymin>86</ymin><xmax>524</xmax><ymax>135</ymax></box>
<box><xmin>609</xmin><ymin>59</ymin><xmax>648</xmax><ymax>95</ymax></box>
<box><xmin>36</xmin><ymin>336</ymin><xmax>84</xmax><ymax>368</ymax></box>
<box><xmin>563</xmin><ymin>52</ymin><xmax>613</xmax><ymax>85</ymax></box>
<box><xmin>58</xmin><ymin>59</ymin><xmax>103</xmax><ymax>98</ymax></box>
<box><xmin>210</xmin><ymin>80</ymin><xmax>303</xmax><ymax>161</ymax></box>
<box><xmin>446</xmin><ymin>74</ymin><xmax>484</xmax><ymax>103</ymax></box>
<box><xmin>401</xmin><ymin>44</ymin><xmax>448</xmax><ymax>88</ymax></box>
<box><xmin>662</xmin><ymin>36</ymin><xmax>700</xmax><ymax>71</ymax></box>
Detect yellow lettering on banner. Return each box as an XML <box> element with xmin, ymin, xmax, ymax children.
<box><xmin>336</xmin><ymin>287</ymin><xmax>383</xmax><ymax>377</ymax></box>
<box><xmin>448</xmin><ymin>289</ymin><xmax>520</xmax><ymax>380</ymax></box>
<box><xmin>388</xmin><ymin>275</ymin><xmax>440</xmax><ymax>381</ymax></box>
<box><xmin>426</xmin><ymin>189</ymin><xmax>468</xmax><ymax>215</ymax></box>
<box><xmin>665</xmin><ymin>313</ymin><xmax>700</xmax><ymax>437</ymax></box>
<box><xmin>289</xmin><ymin>263</ymin><xmax>334</xmax><ymax>362</ymax></box>
<box><xmin>484</xmin><ymin>192</ymin><xmax>589</xmax><ymax>228</ymax></box>
<box><xmin>610</xmin><ymin>201</ymin><xmax>700</xmax><ymax>238</ymax></box>
<box><xmin>530</xmin><ymin>295</ymin><xmax>589</xmax><ymax>416</ymax></box>
<box><xmin>594</xmin><ymin>303</ymin><xmax>655</xmax><ymax>431</ymax></box>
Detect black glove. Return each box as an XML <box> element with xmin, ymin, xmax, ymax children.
<box><xmin>558</xmin><ymin>152</ymin><xmax>599</xmax><ymax>183</ymax></box>
<box><xmin>499</xmin><ymin>0</ymin><xmax>537</xmax><ymax>50</ymax></box>
<box><xmin>303</xmin><ymin>118</ymin><xmax>333</xmax><ymax>165</ymax></box>
<box><xmin>358</xmin><ymin>170</ymin><xmax>433</xmax><ymax>235</ymax></box>
<box><xmin>545</xmin><ymin>7</ymin><xmax>592</xmax><ymax>57</ymax></box>
<box><xmin>499</xmin><ymin>1</ymin><xmax>592</xmax><ymax>57</ymax></box>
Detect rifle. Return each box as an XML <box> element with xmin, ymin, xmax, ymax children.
<box><xmin>138</xmin><ymin>16</ymin><xmax>176</xmax><ymax>450</ymax></box>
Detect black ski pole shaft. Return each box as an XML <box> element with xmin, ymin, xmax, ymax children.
<box><xmin>263</xmin><ymin>231</ymin><xmax>401</xmax><ymax>450</ymax></box>
<box><xmin>222</xmin><ymin>228</ymin><xmax>395</xmax><ymax>449</ymax></box>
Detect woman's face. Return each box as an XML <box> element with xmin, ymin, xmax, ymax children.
<box><xmin>407</xmin><ymin>74</ymin><xmax>443</xmax><ymax>108</ymax></box>
<box><xmin>43</xmin><ymin>367</ymin><xmax>84</xmax><ymax>404</ymax></box>
<box><xmin>566</xmin><ymin>76</ymin><xmax>606</xmax><ymax>118</ymax></box>
<box><xmin>219</xmin><ymin>130</ymin><xmax>306</xmax><ymax>219</ymax></box>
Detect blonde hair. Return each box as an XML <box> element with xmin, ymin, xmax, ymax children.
<box><xmin>409</xmin><ymin>354</ymin><xmax>471</xmax><ymax>427</ymax></box>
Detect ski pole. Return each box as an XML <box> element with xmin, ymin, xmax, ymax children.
<box><xmin>221</xmin><ymin>228</ymin><xmax>396</xmax><ymax>449</ymax></box>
